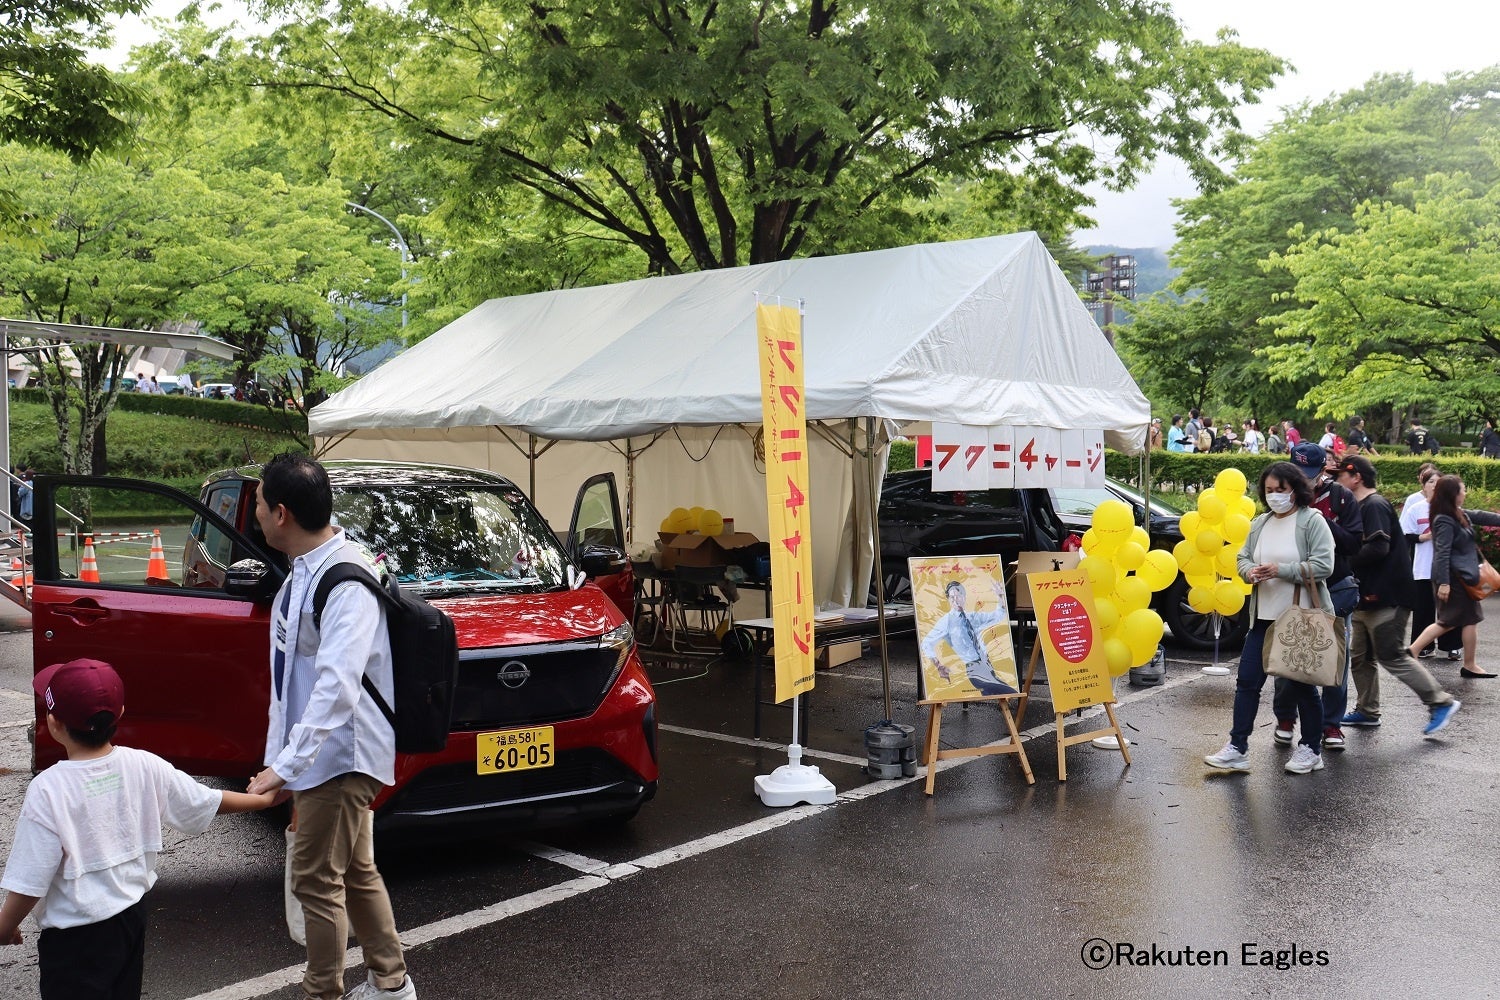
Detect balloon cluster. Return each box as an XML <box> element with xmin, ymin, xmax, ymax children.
<box><xmin>660</xmin><ymin>506</ymin><xmax>725</xmax><ymax>536</ymax></box>
<box><xmin>1172</xmin><ymin>469</ymin><xmax>1255</xmax><ymax>620</ymax></box>
<box><xmin>1079</xmin><ymin>500</ymin><xmax>1180</xmax><ymax>677</ymax></box>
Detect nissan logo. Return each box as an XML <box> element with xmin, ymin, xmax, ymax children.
<box><xmin>498</xmin><ymin>660</ymin><xmax>531</xmax><ymax>689</ymax></box>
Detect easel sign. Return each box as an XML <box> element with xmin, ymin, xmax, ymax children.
<box><xmin>1022</xmin><ymin>569</ymin><xmax>1130</xmax><ymax>780</ymax></box>
<box><xmin>911</xmin><ymin>554</ymin><xmax>1033</xmax><ymax>794</ymax></box>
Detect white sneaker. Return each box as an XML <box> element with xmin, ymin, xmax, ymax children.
<box><xmin>1204</xmin><ymin>743</ymin><xmax>1250</xmax><ymax>771</ymax></box>
<box><xmin>1284</xmin><ymin>745</ymin><xmax>1325</xmax><ymax>774</ymax></box>
<box><xmin>344</xmin><ymin>974</ymin><xmax>416</xmax><ymax>1000</ymax></box>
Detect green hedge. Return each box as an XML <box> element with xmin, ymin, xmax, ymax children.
<box><xmin>11</xmin><ymin>386</ymin><xmax>308</xmax><ymax>436</ymax></box>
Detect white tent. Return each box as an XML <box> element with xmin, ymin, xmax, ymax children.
<box><xmin>311</xmin><ymin>232</ymin><xmax>1149</xmax><ymax>606</ymax></box>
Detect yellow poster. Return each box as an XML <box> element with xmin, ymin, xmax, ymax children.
<box><xmin>757</xmin><ymin>301</ymin><xmax>815</xmax><ymax>703</ymax></box>
<box><xmin>1025</xmin><ymin>569</ymin><xmax>1114</xmax><ymax>713</ymax></box>
<box><xmin>910</xmin><ymin>555</ymin><xmax>1018</xmax><ymax>702</ymax></box>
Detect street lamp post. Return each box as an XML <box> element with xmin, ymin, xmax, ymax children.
<box><xmin>344</xmin><ymin>201</ymin><xmax>410</xmax><ymax>329</ymax></box>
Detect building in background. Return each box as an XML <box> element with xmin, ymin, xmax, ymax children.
<box><xmin>1084</xmin><ymin>254</ymin><xmax>1137</xmax><ymax>340</ymax></box>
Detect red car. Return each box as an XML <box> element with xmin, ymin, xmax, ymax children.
<box><xmin>29</xmin><ymin>462</ymin><xmax>657</xmax><ymax>834</ymax></box>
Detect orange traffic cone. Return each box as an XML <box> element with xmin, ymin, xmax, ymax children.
<box><xmin>147</xmin><ymin>529</ymin><xmax>168</xmax><ymax>581</ymax></box>
<box><xmin>80</xmin><ymin>535</ymin><xmax>101</xmax><ymax>583</ymax></box>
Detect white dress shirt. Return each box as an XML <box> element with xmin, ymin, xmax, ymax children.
<box><xmin>265</xmin><ymin>530</ymin><xmax>396</xmax><ymax>790</ymax></box>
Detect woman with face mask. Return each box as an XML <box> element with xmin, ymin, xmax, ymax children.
<box><xmin>1205</xmin><ymin>461</ymin><xmax>1335</xmax><ymax>775</ymax></box>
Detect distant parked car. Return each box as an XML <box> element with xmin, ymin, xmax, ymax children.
<box><xmin>200</xmin><ymin>383</ymin><xmax>236</xmax><ymax>400</ymax></box>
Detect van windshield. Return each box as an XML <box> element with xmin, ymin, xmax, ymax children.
<box><xmin>332</xmin><ymin>484</ymin><xmax>569</xmax><ymax>595</ymax></box>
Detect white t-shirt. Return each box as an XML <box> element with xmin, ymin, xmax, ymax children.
<box><xmin>1319</xmin><ymin>432</ymin><xmax>1337</xmax><ymax>450</ymax></box>
<box><xmin>1253</xmin><ymin>514</ymin><xmax>1303</xmax><ymax>620</ymax></box>
<box><xmin>0</xmin><ymin>746</ymin><xmax>220</xmax><ymax>929</ymax></box>
<box><xmin>1401</xmin><ymin>494</ymin><xmax>1433</xmax><ymax>581</ymax></box>
<box><xmin>1242</xmin><ymin>430</ymin><xmax>1264</xmax><ymax>454</ymax></box>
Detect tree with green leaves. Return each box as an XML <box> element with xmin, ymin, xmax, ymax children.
<box><xmin>1120</xmin><ymin>69</ymin><xmax>1500</xmax><ymax>436</ymax></box>
<box><xmin>220</xmin><ymin>0</ymin><xmax>1282</xmax><ymax>292</ymax></box>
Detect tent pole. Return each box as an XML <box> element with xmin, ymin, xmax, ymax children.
<box><xmin>867</xmin><ymin>416</ymin><xmax>893</xmax><ymax>721</ymax></box>
<box><xmin>528</xmin><ymin>434</ymin><xmax>537</xmax><ymax>500</ymax></box>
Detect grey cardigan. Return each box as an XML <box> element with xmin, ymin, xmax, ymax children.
<box><xmin>1237</xmin><ymin>505</ymin><xmax>1335</xmax><ymax>620</ymax></box>
<box><xmin>1430</xmin><ymin>508</ymin><xmax>1500</xmax><ymax>585</ymax></box>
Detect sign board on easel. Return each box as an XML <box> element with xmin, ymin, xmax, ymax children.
<box><xmin>910</xmin><ymin>554</ymin><xmax>1033</xmax><ymax>794</ymax></box>
<box><xmin>1021</xmin><ymin>569</ymin><xmax>1130</xmax><ymax>780</ymax></box>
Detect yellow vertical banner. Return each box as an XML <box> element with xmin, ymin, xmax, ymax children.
<box><xmin>757</xmin><ymin>301</ymin><xmax>815</xmax><ymax>703</ymax></box>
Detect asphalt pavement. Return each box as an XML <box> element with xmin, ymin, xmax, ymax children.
<box><xmin>0</xmin><ymin>603</ymin><xmax>1497</xmax><ymax>998</ymax></box>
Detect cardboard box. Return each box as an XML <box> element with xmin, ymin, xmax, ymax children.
<box><xmin>657</xmin><ymin>530</ymin><xmax>763</xmax><ymax>571</ymax></box>
<box><xmin>817</xmin><ymin>639</ymin><xmax>864</xmax><ymax>669</ymax></box>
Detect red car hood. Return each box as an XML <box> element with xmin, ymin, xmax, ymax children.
<box><xmin>435</xmin><ymin>587</ymin><xmax>621</xmax><ymax>649</ymax></box>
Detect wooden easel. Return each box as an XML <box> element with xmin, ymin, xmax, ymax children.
<box><xmin>1017</xmin><ymin>637</ymin><xmax>1130</xmax><ymax>781</ymax></box>
<box><xmin>918</xmin><ymin>692</ymin><xmax>1034</xmax><ymax>794</ymax></box>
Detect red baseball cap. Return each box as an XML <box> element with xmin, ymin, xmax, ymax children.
<box><xmin>34</xmin><ymin>658</ymin><xmax>124</xmax><ymax>730</ymax></box>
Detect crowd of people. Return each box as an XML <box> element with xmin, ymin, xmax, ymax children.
<box><xmin>1203</xmin><ymin>441</ymin><xmax>1497</xmax><ymax>775</ymax></box>
<box><xmin>1150</xmin><ymin>410</ymin><xmax>1478</xmax><ymax>460</ymax></box>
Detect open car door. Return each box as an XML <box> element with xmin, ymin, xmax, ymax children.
<box><xmin>29</xmin><ymin>476</ymin><xmax>283</xmax><ymax>777</ymax></box>
<box><xmin>566</xmin><ymin>473</ymin><xmax>633</xmax><ymax>621</ymax></box>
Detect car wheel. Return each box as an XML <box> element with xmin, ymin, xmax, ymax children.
<box><xmin>870</xmin><ymin>568</ymin><xmax>912</xmax><ymax>605</ymax></box>
<box><xmin>1161</xmin><ymin>579</ymin><xmax>1248</xmax><ymax>650</ymax></box>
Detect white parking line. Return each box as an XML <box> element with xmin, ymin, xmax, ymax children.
<box><xmin>189</xmin><ymin>666</ymin><xmax>1203</xmax><ymax>999</ymax></box>
<box><xmin>658</xmin><ymin>723</ymin><xmax>868</xmax><ymax>767</ymax></box>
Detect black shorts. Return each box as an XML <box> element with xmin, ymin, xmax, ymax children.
<box><xmin>37</xmin><ymin>896</ymin><xmax>147</xmax><ymax>1000</ymax></box>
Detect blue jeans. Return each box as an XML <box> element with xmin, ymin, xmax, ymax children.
<box><xmin>1233</xmin><ymin>620</ymin><xmax>1323</xmax><ymax>753</ymax></box>
<box><xmin>1271</xmin><ymin>611</ymin><xmax>1352</xmax><ymax>727</ymax></box>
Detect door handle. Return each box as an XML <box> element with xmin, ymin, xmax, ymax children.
<box><xmin>56</xmin><ymin>601</ymin><xmax>109</xmax><ymax>624</ymax></box>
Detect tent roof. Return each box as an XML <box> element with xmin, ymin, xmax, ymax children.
<box><xmin>311</xmin><ymin>232</ymin><xmax>1149</xmax><ymax>452</ymax></box>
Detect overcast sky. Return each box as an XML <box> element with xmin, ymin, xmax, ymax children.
<box><xmin>109</xmin><ymin>1</ymin><xmax>1498</xmax><ymax>251</ymax></box>
<box><xmin>1079</xmin><ymin>0</ymin><xmax>1500</xmax><ymax>249</ymax></box>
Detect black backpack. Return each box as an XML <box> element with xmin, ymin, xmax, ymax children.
<box><xmin>312</xmin><ymin>562</ymin><xmax>460</xmax><ymax>754</ymax></box>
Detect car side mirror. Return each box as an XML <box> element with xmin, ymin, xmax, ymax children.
<box><xmin>579</xmin><ymin>544</ymin><xmax>628</xmax><ymax>578</ymax></box>
<box><xmin>224</xmin><ymin>558</ymin><xmax>276</xmax><ymax>599</ymax></box>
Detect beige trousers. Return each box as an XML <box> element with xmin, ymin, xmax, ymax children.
<box><xmin>290</xmin><ymin>773</ymin><xmax>407</xmax><ymax>999</ymax></box>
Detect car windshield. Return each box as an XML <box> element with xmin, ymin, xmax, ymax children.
<box><xmin>1051</xmin><ymin>483</ymin><xmax>1186</xmax><ymax>519</ymax></box>
<box><xmin>331</xmin><ymin>484</ymin><xmax>570</xmax><ymax>595</ymax></box>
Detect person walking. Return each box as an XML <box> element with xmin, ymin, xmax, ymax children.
<box><xmin>1148</xmin><ymin>417</ymin><xmax>1164</xmax><ymax>450</ymax></box>
<box><xmin>1241</xmin><ymin>419</ymin><xmax>1264</xmax><ymax>454</ymax></box>
<box><xmin>1266</xmin><ymin>424</ymin><xmax>1285</xmax><ymax>454</ymax></box>
<box><xmin>247</xmin><ymin>453</ymin><xmax>417</xmax><ymax>1000</ymax></box>
<box><xmin>1347</xmin><ymin>415</ymin><xmax>1378</xmax><ymax>456</ymax></box>
<box><xmin>1481</xmin><ymin>419</ymin><xmax>1500</xmax><ymax>459</ymax></box>
<box><xmin>1271</xmin><ymin>445</ymin><xmax>1363</xmax><ymax>752</ymax></box>
<box><xmin>1401</xmin><ymin>468</ymin><xmax>1461</xmax><ymax>661</ymax></box>
<box><xmin>1408</xmin><ymin>474</ymin><xmax>1500</xmax><ymax>678</ymax></box>
<box><xmin>1167</xmin><ymin>414</ymin><xmax>1190</xmax><ymax>452</ymax></box>
<box><xmin>1204</xmin><ymin>461</ymin><xmax>1334</xmax><ymax>775</ymax></box>
<box><xmin>1334</xmin><ymin>456</ymin><xmax>1462</xmax><ymax>737</ymax></box>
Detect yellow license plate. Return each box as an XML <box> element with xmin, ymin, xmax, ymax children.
<box><xmin>477</xmin><ymin>726</ymin><xmax>555</xmax><ymax>775</ymax></box>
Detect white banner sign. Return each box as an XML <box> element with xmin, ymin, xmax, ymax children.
<box><xmin>930</xmin><ymin>424</ymin><xmax>1107</xmax><ymax>490</ymax></box>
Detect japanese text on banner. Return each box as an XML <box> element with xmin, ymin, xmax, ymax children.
<box><xmin>757</xmin><ymin>302</ymin><xmax>815</xmax><ymax>703</ymax></box>
<box><xmin>931</xmin><ymin>423</ymin><xmax>1106</xmax><ymax>490</ymax></box>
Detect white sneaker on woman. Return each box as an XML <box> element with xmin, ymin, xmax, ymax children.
<box><xmin>1284</xmin><ymin>745</ymin><xmax>1324</xmax><ymax>774</ymax></box>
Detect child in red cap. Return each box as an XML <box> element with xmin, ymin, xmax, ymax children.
<box><xmin>0</xmin><ymin>658</ymin><xmax>276</xmax><ymax>999</ymax></box>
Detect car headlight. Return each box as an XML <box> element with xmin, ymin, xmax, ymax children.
<box><xmin>599</xmin><ymin>622</ymin><xmax>634</xmax><ymax>695</ymax></box>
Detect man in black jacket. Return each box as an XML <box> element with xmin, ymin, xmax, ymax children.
<box><xmin>1273</xmin><ymin>444</ymin><xmax>1364</xmax><ymax>750</ymax></box>
<box><xmin>1335</xmin><ymin>456</ymin><xmax>1460</xmax><ymax>737</ymax></box>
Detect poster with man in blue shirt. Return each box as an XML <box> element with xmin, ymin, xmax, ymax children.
<box><xmin>914</xmin><ymin>556</ymin><xmax>1019</xmax><ymax>701</ymax></box>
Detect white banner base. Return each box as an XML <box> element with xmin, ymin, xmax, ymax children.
<box><xmin>755</xmin><ymin>744</ymin><xmax>837</xmax><ymax>807</ymax></box>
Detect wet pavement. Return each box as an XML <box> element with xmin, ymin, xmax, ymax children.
<box><xmin>0</xmin><ymin>606</ymin><xmax>1496</xmax><ymax>998</ymax></box>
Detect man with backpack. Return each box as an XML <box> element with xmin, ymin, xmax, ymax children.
<box><xmin>247</xmin><ymin>453</ymin><xmax>416</xmax><ymax>1000</ymax></box>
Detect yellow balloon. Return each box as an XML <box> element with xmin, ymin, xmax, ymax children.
<box><xmin>1130</xmin><ymin>526</ymin><xmax>1150</xmax><ymax>550</ymax></box>
<box><xmin>1179</xmin><ymin>510</ymin><xmax>1202</xmax><ymax>539</ymax></box>
<box><xmin>688</xmin><ymin>506</ymin><xmax>705</xmax><ymax>531</ymax></box>
<box><xmin>1185</xmin><ymin>554</ymin><xmax>1216</xmax><ymax>580</ymax></box>
<box><xmin>664</xmin><ymin>507</ymin><xmax>693</xmax><ymax>533</ymax></box>
<box><xmin>1094</xmin><ymin>596</ymin><xmax>1121</xmax><ymax>636</ymax></box>
<box><xmin>1214</xmin><ymin>580</ymin><xmax>1246</xmax><ymax>616</ymax></box>
<box><xmin>1081</xmin><ymin>527</ymin><xmax>1099</xmax><ymax>552</ymax></box>
<box><xmin>1116</xmin><ymin>575</ymin><xmax>1152</xmax><ymax>613</ymax></box>
<box><xmin>1122</xmin><ymin>608</ymin><xmax>1165</xmax><ymax>664</ymax></box>
<box><xmin>1185</xmin><ymin>572</ymin><xmax>1217</xmax><ymax>590</ymax></box>
<box><xmin>1197</xmin><ymin>491</ymin><xmax>1227</xmax><ymax>525</ymax></box>
<box><xmin>1237</xmin><ymin>495</ymin><xmax>1257</xmax><ymax>519</ymax></box>
<box><xmin>699</xmin><ymin>509</ymin><xmax>724</xmax><ymax>536</ymax></box>
<box><xmin>1221</xmin><ymin>512</ymin><xmax>1251</xmax><ymax>546</ymax></box>
<box><xmin>1092</xmin><ymin>499</ymin><xmax>1135</xmax><ymax>536</ymax></box>
<box><xmin>1237</xmin><ymin>577</ymin><xmax>1254</xmax><ymax>595</ymax></box>
<box><xmin>1214</xmin><ymin>545</ymin><xmax>1239</xmax><ymax>579</ymax></box>
<box><xmin>1214</xmin><ymin>467</ymin><xmax>1248</xmax><ymax>498</ymax></box>
<box><xmin>1138</xmin><ymin>549</ymin><xmax>1178</xmax><ymax>592</ymax></box>
<box><xmin>1188</xmin><ymin>585</ymin><xmax>1216</xmax><ymax>614</ymax></box>
<box><xmin>1079</xmin><ymin>555</ymin><xmax>1117</xmax><ymax>596</ymax></box>
<box><xmin>1172</xmin><ymin>539</ymin><xmax>1196</xmax><ymax>569</ymax></box>
<box><xmin>1104</xmin><ymin>638</ymin><xmax>1133</xmax><ymax>677</ymax></box>
<box><xmin>1115</xmin><ymin>541</ymin><xmax>1147</xmax><ymax>571</ymax></box>
<box><xmin>1194</xmin><ymin>527</ymin><xmax>1224</xmax><ymax>554</ymax></box>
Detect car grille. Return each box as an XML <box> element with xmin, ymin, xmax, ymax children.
<box><xmin>451</xmin><ymin>640</ymin><xmax>617</xmax><ymax>731</ymax></box>
<box><xmin>387</xmin><ymin>749</ymin><xmax>641</xmax><ymax>816</ymax></box>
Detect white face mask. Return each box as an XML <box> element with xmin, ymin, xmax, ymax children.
<box><xmin>1266</xmin><ymin>492</ymin><xmax>1295</xmax><ymax>514</ymax></box>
